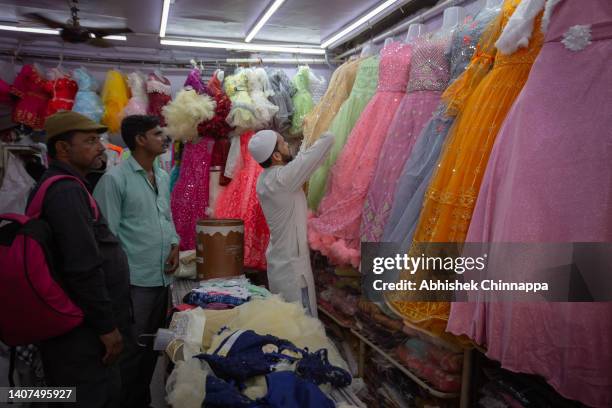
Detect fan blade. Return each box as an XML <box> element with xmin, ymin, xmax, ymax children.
<box><xmin>88</xmin><ymin>37</ymin><xmax>113</xmax><ymax>48</ymax></box>
<box><xmin>88</xmin><ymin>27</ymin><xmax>133</xmax><ymax>37</ymax></box>
<box><xmin>23</xmin><ymin>13</ymin><xmax>67</xmax><ymax>29</ymax></box>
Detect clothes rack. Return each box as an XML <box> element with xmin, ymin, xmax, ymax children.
<box><xmin>336</xmin><ymin>0</ymin><xmax>470</xmax><ymax>59</ymax></box>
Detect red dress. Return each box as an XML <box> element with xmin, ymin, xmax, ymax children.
<box><xmin>0</xmin><ymin>78</ymin><xmax>11</xmax><ymax>105</ymax></box>
<box><xmin>45</xmin><ymin>76</ymin><xmax>78</xmax><ymax>116</ymax></box>
<box><xmin>198</xmin><ymin>73</ymin><xmax>233</xmax><ymax>185</ymax></box>
<box><xmin>214</xmin><ymin>130</ymin><xmax>269</xmax><ymax>270</ymax></box>
<box><xmin>10</xmin><ymin>65</ymin><xmax>52</xmax><ymax>130</ymax></box>
<box><xmin>146</xmin><ymin>73</ymin><xmax>172</xmax><ymax>126</ymax></box>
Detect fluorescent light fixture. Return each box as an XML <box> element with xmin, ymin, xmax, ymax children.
<box><xmin>321</xmin><ymin>0</ymin><xmax>401</xmax><ymax>48</ymax></box>
<box><xmin>103</xmin><ymin>35</ymin><xmax>127</xmax><ymax>41</ymax></box>
<box><xmin>245</xmin><ymin>0</ymin><xmax>286</xmax><ymax>43</ymax></box>
<box><xmin>159</xmin><ymin>0</ymin><xmax>171</xmax><ymax>37</ymax></box>
<box><xmin>0</xmin><ymin>25</ymin><xmax>59</xmax><ymax>35</ymax></box>
<box><xmin>161</xmin><ymin>39</ymin><xmax>325</xmax><ymax>55</ymax></box>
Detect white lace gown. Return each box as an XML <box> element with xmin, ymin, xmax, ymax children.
<box><xmin>247</xmin><ymin>67</ymin><xmax>279</xmax><ymax>129</ymax></box>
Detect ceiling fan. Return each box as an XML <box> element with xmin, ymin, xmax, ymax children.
<box><xmin>24</xmin><ymin>0</ymin><xmax>133</xmax><ymax>47</ymax></box>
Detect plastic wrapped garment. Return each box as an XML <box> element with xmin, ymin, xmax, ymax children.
<box><xmin>0</xmin><ymin>152</ymin><xmax>35</xmax><ymax>214</ymax></box>
<box><xmin>123</xmin><ymin>71</ymin><xmax>149</xmax><ymax>117</ymax></box>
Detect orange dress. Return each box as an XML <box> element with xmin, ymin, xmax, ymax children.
<box><xmin>387</xmin><ymin>0</ymin><xmax>545</xmax><ymax>337</ymax></box>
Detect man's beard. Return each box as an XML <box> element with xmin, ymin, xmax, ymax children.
<box><xmin>281</xmin><ymin>152</ymin><xmax>294</xmax><ymax>163</ymax></box>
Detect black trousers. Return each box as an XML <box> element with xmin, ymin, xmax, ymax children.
<box><xmin>40</xmin><ymin>325</ymin><xmax>121</xmax><ymax>408</ymax></box>
<box><xmin>119</xmin><ymin>285</ymin><xmax>169</xmax><ymax>408</ymax></box>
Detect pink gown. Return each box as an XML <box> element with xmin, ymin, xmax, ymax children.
<box><xmin>361</xmin><ymin>34</ymin><xmax>451</xmax><ymax>242</ymax></box>
<box><xmin>447</xmin><ymin>1</ymin><xmax>612</xmax><ymax>407</ymax></box>
<box><xmin>308</xmin><ymin>41</ymin><xmax>411</xmax><ymax>267</ymax></box>
<box><xmin>214</xmin><ymin>131</ymin><xmax>269</xmax><ymax>270</ymax></box>
<box><xmin>171</xmin><ymin>136</ymin><xmax>215</xmax><ymax>250</ymax></box>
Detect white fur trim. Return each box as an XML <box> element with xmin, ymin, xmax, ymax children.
<box><xmin>496</xmin><ymin>0</ymin><xmax>546</xmax><ymax>55</ymax></box>
<box><xmin>562</xmin><ymin>25</ymin><xmax>592</xmax><ymax>51</ymax></box>
<box><xmin>542</xmin><ymin>0</ymin><xmax>563</xmax><ymax>33</ymax></box>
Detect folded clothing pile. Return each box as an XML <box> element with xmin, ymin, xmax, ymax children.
<box><xmin>183</xmin><ymin>276</ymin><xmax>271</xmax><ymax>309</ymax></box>
<box><xmin>394</xmin><ymin>337</ymin><xmax>462</xmax><ymax>393</ymax></box>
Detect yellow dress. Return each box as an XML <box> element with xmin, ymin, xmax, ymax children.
<box><xmin>387</xmin><ymin>0</ymin><xmax>545</xmax><ymax>337</ymax></box>
<box><xmin>301</xmin><ymin>58</ymin><xmax>362</xmax><ymax>148</ymax></box>
<box><xmin>101</xmin><ymin>70</ymin><xmax>130</xmax><ymax>134</ymax></box>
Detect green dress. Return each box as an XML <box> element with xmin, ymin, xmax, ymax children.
<box><xmin>290</xmin><ymin>66</ymin><xmax>315</xmax><ymax>135</ymax></box>
<box><xmin>307</xmin><ymin>56</ymin><xmax>380</xmax><ymax>210</ymax></box>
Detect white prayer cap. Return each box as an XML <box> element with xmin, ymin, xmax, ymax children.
<box><xmin>248</xmin><ymin>130</ymin><xmax>278</xmax><ymax>163</ymax></box>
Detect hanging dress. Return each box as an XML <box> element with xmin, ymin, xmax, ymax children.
<box><xmin>387</xmin><ymin>0</ymin><xmax>545</xmax><ymax>337</ymax></box>
<box><xmin>184</xmin><ymin>68</ymin><xmax>207</xmax><ymax>94</ymax></box>
<box><xmin>215</xmin><ymin>131</ymin><xmax>269</xmax><ymax>270</ymax></box>
<box><xmin>45</xmin><ymin>72</ymin><xmax>78</xmax><ymax>116</ymax></box>
<box><xmin>301</xmin><ymin>58</ymin><xmax>362</xmax><ymax>150</ymax></box>
<box><xmin>308</xmin><ymin>70</ymin><xmax>328</xmax><ymax>105</ymax></box>
<box><xmin>224</xmin><ymin>70</ymin><xmax>259</xmax><ymax>130</ymax></box>
<box><xmin>361</xmin><ymin>34</ymin><xmax>452</xmax><ymax>242</ymax></box>
<box><xmin>123</xmin><ymin>72</ymin><xmax>149</xmax><ymax>117</ymax></box>
<box><xmin>199</xmin><ymin>72</ymin><xmax>233</xmax><ymax>186</ymax></box>
<box><xmin>101</xmin><ymin>70</ymin><xmax>130</xmax><ymax>133</ymax></box>
<box><xmin>247</xmin><ymin>67</ymin><xmax>279</xmax><ymax>128</ymax></box>
<box><xmin>147</xmin><ymin>72</ymin><xmax>172</xmax><ymax>126</ymax></box>
<box><xmin>266</xmin><ymin>69</ymin><xmax>296</xmax><ymax>134</ymax></box>
<box><xmin>308</xmin><ymin>42</ymin><xmax>411</xmax><ymax>267</ymax></box>
<box><xmin>289</xmin><ymin>66</ymin><xmax>315</xmax><ymax>136</ymax></box>
<box><xmin>171</xmin><ymin>136</ymin><xmax>216</xmax><ymax>251</ymax></box>
<box><xmin>72</xmin><ymin>67</ymin><xmax>104</xmax><ymax>123</ymax></box>
<box><xmin>307</xmin><ymin>56</ymin><xmax>379</xmax><ymax>210</ymax></box>
<box><xmin>382</xmin><ymin>5</ymin><xmax>501</xmax><ymax>248</ymax></box>
<box><xmin>10</xmin><ymin>65</ymin><xmax>51</xmax><ymax>130</ymax></box>
<box><xmin>448</xmin><ymin>1</ymin><xmax>612</xmax><ymax>406</ymax></box>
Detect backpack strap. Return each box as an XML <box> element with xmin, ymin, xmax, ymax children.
<box><xmin>26</xmin><ymin>175</ymin><xmax>99</xmax><ymax>221</ymax></box>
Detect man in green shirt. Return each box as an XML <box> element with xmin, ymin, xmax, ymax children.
<box><xmin>94</xmin><ymin>115</ymin><xmax>179</xmax><ymax>407</ymax></box>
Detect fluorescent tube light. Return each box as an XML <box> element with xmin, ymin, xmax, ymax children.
<box><xmin>161</xmin><ymin>39</ymin><xmax>325</xmax><ymax>55</ymax></box>
<box><xmin>245</xmin><ymin>0</ymin><xmax>286</xmax><ymax>43</ymax></box>
<box><xmin>103</xmin><ymin>35</ymin><xmax>127</xmax><ymax>41</ymax></box>
<box><xmin>159</xmin><ymin>0</ymin><xmax>171</xmax><ymax>37</ymax></box>
<box><xmin>0</xmin><ymin>25</ymin><xmax>59</xmax><ymax>35</ymax></box>
<box><xmin>321</xmin><ymin>0</ymin><xmax>401</xmax><ymax>48</ymax></box>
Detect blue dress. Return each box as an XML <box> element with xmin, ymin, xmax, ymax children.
<box><xmin>382</xmin><ymin>6</ymin><xmax>501</xmax><ymax>247</ymax></box>
<box><xmin>72</xmin><ymin>67</ymin><xmax>104</xmax><ymax>123</ymax></box>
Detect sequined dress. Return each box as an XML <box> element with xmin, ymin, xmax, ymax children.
<box><xmin>449</xmin><ymin>1</ymin><xmax>612</xmax><ymax>406</ymax></box>
<box><xmin>387</xmin><ymin>0</ymin><xmax>545</xmax><ymax>336</ymax></box>
<box><xmin>72</xmin><ymin>67</ymin><xmax>104</xmax><ymax>123</ymax></box>
<box><xmin>290</xmin><ymin>66</ymin><xmax>315</xmax><ymax>135</ymax></box>
<box><xmin>383</xmin><ymin>6</ymin><xmax>501</xmax><ymax>248</ymax></box>
<box><xmin>307</xmin><ymin>56</ymin><xmax>379</xmax><ymax>210</ymax></box>
<box><xmin>171</xmin><ymin>136</ymin><xmax>216</xmax><ymax>250</ymax></box>
<box><xmin>215</xmin><ymin>131</ymin><xmax>269</xmax><ymax>270</ymax></box>
<box><xmin>361</xmin><ymin>34</ymin><xmax>451</xmax><ymax>242</ymax></box>
<box><xmin>10</xmin><ymin>65</ymin><xmax>51</xmax><ymax>130</ymax></box>
<box><xmin>308</xmin><ymin>42</ymin><xmax>411</xmax><ymax>267</ymax></box>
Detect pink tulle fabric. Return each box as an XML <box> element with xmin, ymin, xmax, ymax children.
<box><xmin>308</xmin><ymin>41</ymin><xmax>411</xmax><ymax>267</ymax></box>
<box><xmin>214</xmin><ymin>131</ymin><xmax>269</xmax><ymax>270</ymax></box>
<box><xmin>171</xmin><ymin>136</ymin><xmax>215</xmax><ymax>250</ymax></box>
<box><xmin>447</xmin><ymin>2</ymin><xmax>612</xmax><ymax>407</ymax></box>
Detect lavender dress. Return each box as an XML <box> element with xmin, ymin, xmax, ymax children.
<box><xmin>382</xmin><ymin>6</ymin><xmax>501</xmax><ymax>247</ymax></box>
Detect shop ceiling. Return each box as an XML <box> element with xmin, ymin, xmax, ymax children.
<box><xmin>0</xmin><ymin>0</ymin><xmax>439</xmax><ymax>60</ymax></box>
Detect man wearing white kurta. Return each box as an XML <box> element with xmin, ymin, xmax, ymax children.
<box><xmin>249</xmin><ymin>130</ymin><xmax>334</xmax><ymax>317</ymax></box>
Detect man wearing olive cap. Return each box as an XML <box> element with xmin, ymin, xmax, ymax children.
<box><xmin>249</xmin><ymin>130</ymin><xmax>334</xmax><ymax>317</ymax></box>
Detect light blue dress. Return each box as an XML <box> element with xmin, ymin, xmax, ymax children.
<box><xmin>72</xmin><ymin>67</ymin><xmax>104</xmax><ymax>123</ymax></box>
<box><xmin>382</xmin><ymin>6</ymin><xmax>501</xmax><ymax>247</ymax></box>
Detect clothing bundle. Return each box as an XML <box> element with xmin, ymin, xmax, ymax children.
<box><xmin>183</xmin><ymin>276</ymin><xmax>270</xmax><ymax>310</ymax></box>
